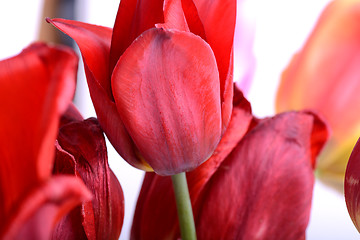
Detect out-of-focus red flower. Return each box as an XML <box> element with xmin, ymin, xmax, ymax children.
<box><xmin>51</xmin><ymin>104</ymin><xmax>124</xmax><ymax>240</ymax></box>
<box><xmin>131</xmin><ymin>86</ymin><xmax>329</xmax><ymax>239</ymax></box>
<box><xmin>0</xmin><ymin>43</ymin><xmax>92</xmax><ymax>239</ymax></box>
<box><xmin>345</xmin><ymin>138</ymin><xmax>360</xmax><ymax>233</ymax></box>
<box><xmin>276</xmin><ymin>0</ymin><xmax>360</xmax><ymax>189</ymax></box>
<box><xmin>47</xmin><ymin>0</ymin><xmax>236</xmax><ymax>175</ymax></box>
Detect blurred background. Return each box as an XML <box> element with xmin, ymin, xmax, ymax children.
<box><xmin>0</xmin><ymin>0</ymin><xmax>358</xmax><ymax>239</ymax></box>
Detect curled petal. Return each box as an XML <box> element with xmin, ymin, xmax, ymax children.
<box><xmin>2</xmin><ymin>176</ymin><xmax>91</xmax><ymax>240</ymax></box>
<box><xmin>54</xmin><ymin>118</ymin><xmax>124</xmax><ymax>239</ymax></box>
<box><xmin>0</xmin><ymin>43</ymin><xmax>77</xmax><ymax>228</ymax></box>
<box><xmin>276</xmin><ymin>0</ymin><xmax>360</xmax><ymax>187</ymax></box>
<box><xmin>48</xmin><ymin>18</ymin><xmax>149</xmax><ymax>171</ymax></box>
<box><xmin>345</xmin><ymin>138</ymin><xmax>360</xmax><ymax>233</ymax></box>
<box><xmin>47</xmin><ymin>18</ymin><xmax>112</xmax><ymax>99</ymax></box>
<box><xmin>112</xmin><ymin>28</ymin><xmax>221</xmax><ymax>175</ymax></box>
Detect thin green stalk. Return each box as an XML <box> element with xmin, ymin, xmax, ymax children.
<box><xmin>171</xmin><ymin>172</ymin><xmax>197</xmax><ymax>240</ymax></box>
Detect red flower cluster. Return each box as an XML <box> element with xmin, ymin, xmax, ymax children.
<box><xmin>0</xmin><ymin>43</ymin><xmax>124</xmax><ymax>239</ymax></box>
<box><xmin>10</xmin><ymin>0</ymin><xmax>360</xmax><ymax>238</ymax></box>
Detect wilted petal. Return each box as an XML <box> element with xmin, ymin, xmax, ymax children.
<box><xmin>112</xmin><ymin>28</ymin><xmax>221</xmax><ymax>175</ymax></box>
<box><xmin>0</xmin><ymin>43</ymin><xmax>77</xmax><ymax>229</ymax></box>
<box><xmin>53</xmin><ymin>118</ymin><xmax>124</xmax><ymax>240</ymax></box>
<box><xmin>345</xmin><ymin>138</ymin><xmax>360</xmax><ymax>233</ymax></box>
<box><xmin>276</xmin><ymin>0</ymin><xmax>360</xmax><ymax>188</ymax></box>
<box><xmin>194</xmin><ymin>111</ymin><xmax>328</xmax><ymax>240</ymax></box>
<box><xmin>2</xmin><ymin>176</ymin><xmax>91</xmax><ymax>240</ymax></box>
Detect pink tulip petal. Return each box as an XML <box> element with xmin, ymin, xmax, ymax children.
<box><xmin>112</xmin><ymin>28</ymin><xmax>221</xmax><ymax>175</ymax></box>
<box><xmin>0</xmin><ymin>43</ymin><xmax>77</xmax><ymax>228</ymax></box>
<box><xmin>276</xmin><ymin>0</ymin><xmax>360</xmax><ymax>186</ymax></box>
<box><xmin>2</xmin><ymin>176</ymin><xmax>91</xmax><ymax>240</ymax></box>
<box><xmin>54</xmin><ymin>118</ymin><xmax>124</xmax><ymax>240</ymax></box>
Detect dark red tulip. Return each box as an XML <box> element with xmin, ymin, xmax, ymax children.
<box><xmin>0</xmin><ymin>43</ymin><xmax>91</xmax><ymax>239</ymax></box>
<box><xmin>47</xmin><ymin>0</ymin><xmax>236</xmax><ymax>175</ymax></box>
<box><xmin>52</xmin><ymin>105</ymin><xmax>124</xmax><ymax>240</ymax></box>
<box><xmin>131</xmin><ymin>86</ymin><xmax>329</xmax><ymax>239</ymax></box>
<box><xmin>345</xmin><ymin>138</ymin><xmax>360</xmax><ymax>233</ymax></box>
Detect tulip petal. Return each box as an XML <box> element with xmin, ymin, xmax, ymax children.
<box><xmin>2</xmin><ymin>176</ymin><xmax>91</xmax><ymax>240</ymax></box>
<box><xmin>187</xmin><ymin>85</ymin><xmax>252</xmax><ymax>201</ymax></box>
<box><xmin>345</xmin><ymin>138</ymin><xmax>360</xmax><ymax>233</ymax></box>
<box><xmin>194</xmin><ymin>112</ymin><xmax>326</xmax><ymax>239</ymax></box>
<box><xmin>60</xmin><ymin>103</ymin><xmax>84</xmax><ymax>127</ymax></box>
<box><xmin>47</xmin><ymin>18</ymin><xmax>113</xmax><ymax>98</ymax></box>
<box><xmin>131</xmin><ymin>111</ymin><xmax>329</xmax><ymax>239</ymax></box>
<box><xmin>131</xmin><ymin>173</ymin><xmax>177</xmax><ymax>240</ymax></box>
<box><xmin>54</xmin><ymin>118</ymin><xmax>124</xmax><ymax>240</ymax></box>
<box><xmin>180</xmin><ymin>0</ymin><xmax>206</xmax><ymax>39</ymax></box>
<box><xmin>192</xmin><ymin>0</ymin><xmax>236</xmax><ymax>128</ymax></box>
<box><xmin>276</xmin><ymin>0</ymin><xmax>360</xmax><ymax>187</ymax></box>
<box><xmin>0</xmin><ymin>43</ymin><xmax>77</xmax><ymax>227</ymax></box>
<box><xmin>156</xmin><ymin>0</ymin><xmax>190</xmax><ymax>31</ymax></box>
<box><xmin>131</xmin><ymin>86</ymin><xmax>253</xmax><ymax>239</ymax></box>
<box><xmin>48</xmin><ymin>18</ymin><xmax>151</xmax><ymax>171</ymax></box>
<box><xmin>112</xmin><ymin>28</ymin><xmax>221</xmax><ymax>175</ymax></box>
<box><xmin>110</xmin><ymin>0</ymin><xmax>164</xmax><ymax>70</ymax></box>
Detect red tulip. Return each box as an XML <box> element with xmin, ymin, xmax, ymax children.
<box><xmin>345</xmin><ymin>138</ymin><xmax>360</xmax><ymax>233</ymax></box>
<box><xmin>276</xmin><ymin>0</ymin><xmax>360</xmax><ymax>189</ymax></box>
<box><xmin>131</xmin><ymin>86</ymin><xmax>329</xmax><ymax>239</ymax></box>
<box><xmin>0</xmin><ymin>43</ymin><xmax>92</xmax><ymax>239</ymax></box>
<box><xmin>52</xmin><ymin>105</ymin><xmax>124</xmax><ymax>240</ymax></box>
<box><xmin>47</xmin><ymin>0</ymin><xmax>236</xmax><ymax>175</ymax></box>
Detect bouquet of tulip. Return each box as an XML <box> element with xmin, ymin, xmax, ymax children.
<box><xmin>1</xmin><ymin>0</ymin><xmax>360</xmax><ymax>239</ymax></box>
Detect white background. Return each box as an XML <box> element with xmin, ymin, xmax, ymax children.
<box><xmin>0</xmin><ymin>0</ymin><xmax>359</xmax><ymax>239</ymax></box>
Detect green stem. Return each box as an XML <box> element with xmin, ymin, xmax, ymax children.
<box><xmin>171</xmin><ymin>172</ymin><xmax>197</xmax><ymax>240</ymax></box>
